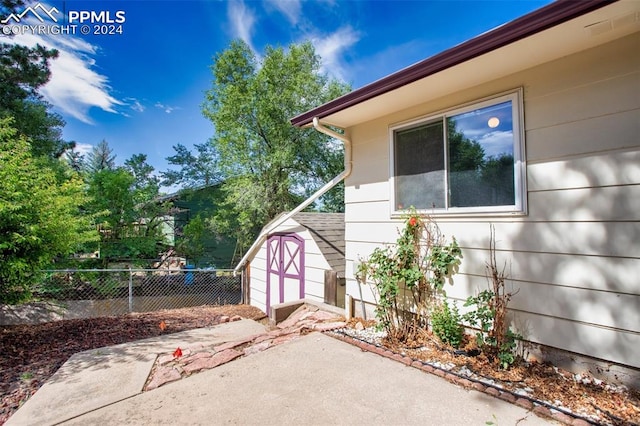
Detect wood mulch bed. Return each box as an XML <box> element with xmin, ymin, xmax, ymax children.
<box><xmin>0</xmin><ymin>304</ymin><xmax>266</xmax><ymax>425</ymax></box>
<box><xmin>338</xmin><ymin>318</ymin><xmax>639</xmax><ymax>426</ymax></box>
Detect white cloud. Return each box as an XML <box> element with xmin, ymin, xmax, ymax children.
<box><xmin>349</xmin><ymin>39</ymin><xmax>435</xmax><ymax>87</ymax></box>
<box><xmin>227</xmin><ymin>1</ymin><xmax>257</xmax><ymax>53</ymax></box>
<box><xmin>225</xmin><ymin>1</ymin><xmax>358</xmax><ymax>83</ymax></box>
<box><xmin>4</xmin><ymin>17</ymin><xmax>123</xmax><ymax>124</ymax></box>
<box><xmin>478</xmin><ymin>130</ymin><xmax>514</xmax><ymax>158</ymax></box>
<box><xmin>265</xmin><ymin>0</ymin><xmax>301</xmax><ymax>25</ymax></box>
<box><xmin>126</xmin><ymin>98</ymin><xmax>145</xmax><ymax>113</ymax></box>
<box><xmin>310</xmin><ymin>26</ymin><xmax>360</xmax><ymax>82</ymax></box>
<box><xmin>155</xmin><ymin>102</ymin><xmax>179</xmax><ymax>114</ymax></box>
<box><xmin>73</xmin><ymin>142</ymin><xmax>94</xmax><ymax>156</ymax></box>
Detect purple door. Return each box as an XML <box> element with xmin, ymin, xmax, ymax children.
<box><xmin>266</xmin><ymin>234</ymin><xmax>305</xmax><ymax>312</ymax></box>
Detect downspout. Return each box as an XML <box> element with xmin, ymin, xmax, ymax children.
<box><xmin>233</xmin><ymin>118</ymin><xmax>351</xmax><ymax>275</ymax></box>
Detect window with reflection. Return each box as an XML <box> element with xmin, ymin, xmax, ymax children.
<box><xmin>392</xmin><ymin>91</ymin><xmax>525</xmax><ymax>214</ymax></box>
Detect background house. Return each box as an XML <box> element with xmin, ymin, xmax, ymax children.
<box><xmin>291</xmin><ymin>0</ymin><xmax>640</xmax><ymax>386</ymax></box>
<box><xmin>243</xmin><ymin>212</ymin><xmax>345</xmax><ymax>314</ymax></box>
<box><xmin>159</xmin><ymin>185</ymin><xmax>237</xmax><ymax>268</ymax></box>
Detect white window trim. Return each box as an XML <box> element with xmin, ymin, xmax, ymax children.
<box><xmin>389</xmin><ymin>88</ymin><xmax>527</xmax><ymax>217</ymax></box>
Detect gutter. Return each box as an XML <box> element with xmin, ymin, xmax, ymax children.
<box><xmin>234</xmin><ymin>118</ymin><xmax>351</xmax><ymax>275</ymax></box>
<box><xmin>290</xmin><ymin>0</ymin><xmax>616</xmax><ymax>127</ymax></box>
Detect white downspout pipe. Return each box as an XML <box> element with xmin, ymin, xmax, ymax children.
<box><xmin>234</xmin><ymin>118</ymin><xmax>351</xmax><ymax>275</ymax></box>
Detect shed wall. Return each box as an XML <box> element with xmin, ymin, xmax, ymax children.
<box><xmin>344</xmin><ymin>33</ymin><xmax>640</xmax><ymax>368</ymax></box>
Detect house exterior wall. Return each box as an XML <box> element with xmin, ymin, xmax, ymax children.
<box><xmin>248</xmin><ymin>218</ymin><xmax>334</xmax><ymax>313</ymax></box>
<box><xmin>344</xmin><ymin>33</ymin><xmax>640</xmax><ymax>370</ymax></box>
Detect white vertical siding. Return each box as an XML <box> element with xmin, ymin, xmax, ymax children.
<box><xmin>344</xmin><ymin>33</ymin><xmax>640</xmax><ymax>369</ymax></box>
<box><xmin>249</xmin><ymin>244</ymin><xmax>267</xmax><ymax>313</ymax></box>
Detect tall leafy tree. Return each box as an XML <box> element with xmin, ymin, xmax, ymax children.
<box><xmin>201</xmin><ymin>40</ymin><xmax>350</xmax><ymax>248</ymax></box>
<box><xmin>123</xmin><ymin>153</ymin><xmax>172</xmax><ymax>259</ymax></box>
<box><xmin>176</xmin><ymin>214</ymin><xmax>207</xmax><ymax>264</ymax></box>
<box><xmin>447</xmin><ymin>120</ymin><xmax>514</xmax><ymax>207</ymax></box>
<box><xmin>86</xmin><ymin>154</ymin><xmax>168</xmax><ymax>266</ymax></box>
<box><xmin>1</xmin><ymin>1</ymin><xmax>71</xmax><ymax>159</ymax></box>
<box><xmin>161</xmin><ymin>142</ymin><xmax>220</xmax><ymax>188</ymax></box>
<box><xmin>124</xmin><ymin>153</ymin><xmax>160</xmax><ymax>204</ymax></box>
<box><xmin>0</xmin><ymin>118</ymin><xmax>97</xmax><ymax>302</ymax></box>
<box><xmin>86</xmin><ymin>168</ymin><xmax>151</xmax><ymax>265</ymax></box>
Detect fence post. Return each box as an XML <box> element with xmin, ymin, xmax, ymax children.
<box><xmin>128</xmin><ymin>267</ymin><xmax>133</xmax><ymax>313</ymax></box>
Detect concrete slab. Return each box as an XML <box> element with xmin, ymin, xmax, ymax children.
<box><xmin>60</xmin><ymin>333</ymin><xmax>555</xmax><ymax>426</ymax></box>
<box><xmin>6</xmin><ymin>319</ymin><xmax>267</xmax><ymax>426</ymax></box>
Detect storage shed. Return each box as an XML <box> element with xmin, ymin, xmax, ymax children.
<box><xmin>243</xmin><ymin>212</ymin><xmax>345</xmax><ymax>314</ymax></box>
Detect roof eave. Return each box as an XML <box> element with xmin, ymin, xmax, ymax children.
<box><xmin>290</xmin><ymin>0</ymin><xmax>616</xmax><ymax>128</ymax></box>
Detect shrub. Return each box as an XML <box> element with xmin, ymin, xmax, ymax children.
<box><xmin>431</xmin><ymin>300</ymin><xmax>464</xmax><ymax>348</ymax></box>
<box><xmin>357</xmin><ymin>209</ymin><xmax>462</xmax><ymax>343</ymax></box>
<box><xmin>462</xmin><ymin>225</ymin><xmax>521</xmax><ymax>369</ymax></box>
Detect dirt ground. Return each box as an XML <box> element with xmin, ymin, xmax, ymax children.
<box><xmin>0</xmin><ymin>304</ymin><xmax>266</xmax><ymax>424</ymax></box>
<box><xmin>1</xmin><ymin>305</ymin><xmax>638</xmax><ymax>426</ymax></box>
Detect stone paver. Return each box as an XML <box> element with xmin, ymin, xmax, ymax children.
<box><xmin>181</xmin><ymin>349</ymin><xmax>241</xmax><ymax>374</ymax></box>
<box><xmin>276</xmin><ymin>304</ymin><xmax>317</xmax><ymax>329</ymax></box>
<box><xmin>272</xmin><ymin>331</ymin><xmax>301</xmax><ymax>345</ymax></box>
<box><xmin>181</xmin><ymin>351</ymin><xmax>212</xmax><ymax>364</ymax></box>
<box><xmin>211</xmin><ymin>334</ymin><xmax>257</xmax><ymax>352</ymax></box>
<box><xmin>302</xmin><ymin>310</ymin><xmax>338</xmax><ymax>321</ymax></box>
<box><xmin>145</xmin><ymin>366</ymin><xmax>181</xmax><ymax>391</ymax></box>
<box><xmin>243</xmin><ymin>341</ymin><xmax>270</xmax><ymax>355</ymax></box>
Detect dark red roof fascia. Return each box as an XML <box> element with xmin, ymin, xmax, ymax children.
<box><xmin>290</xmin><ymin>0</ymin><xmax>616</xmax><ymax>127</ymax></box>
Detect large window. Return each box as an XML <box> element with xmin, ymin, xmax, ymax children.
<box><xmin>391</xmin><ymin>90</ymin><xmax>526</xmax><ymax>215</ymax></box>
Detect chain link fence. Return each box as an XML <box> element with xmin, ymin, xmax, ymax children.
<box><xmin>32</xmin><ymin>269</ymin><xmax>242</xmax><ymax>319</ymax></box>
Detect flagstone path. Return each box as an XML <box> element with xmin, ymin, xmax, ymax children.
<box><xmin>144</xmin><ymin>304</ymin><xmax>346</xmax><ymax>391</ymax></box>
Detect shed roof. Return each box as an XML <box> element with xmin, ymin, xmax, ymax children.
<box><xmin>291</xmin><ymin>213</ymin><xmax>345</xmax><ymax>278</ymax></box>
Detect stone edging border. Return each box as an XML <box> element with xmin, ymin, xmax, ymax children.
<box><xmin>326</xmin><ymin>331</ymin><xmax>600</xmax><ymax>426</ymax></box>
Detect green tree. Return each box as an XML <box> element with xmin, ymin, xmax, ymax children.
<box><xmin>86</xmin><ymin>168</ymin><xmax>153</xmax><ymax>265</ymax></box>
<box><xmin>161</xmin><ymin>142</ymin><xmax>220</xmax><ymax>188</ymax></box>
<box><xmin>480</xmin><ymin>153</ymin><xmax>515</xmax><ymax>205</ymax></box>
<box><xmin>0</xmin><ymin>118</ymin><xmax>97</xmax><ymax>303</ymax></box>
<box><xmin>176</xmin><ymin>214</ymin><xmax>207</xmax><ymax>264</ymax></box>
<box><xmin>86</xmin><ymin>154</ymin><xmax>168</xmax><ymax>266</ymax></box>
<box><xmin>64</xmin><ymin>144</ymin><xmax>85</xmax><ymax>173</ymax></box>
<box><xmin>124</xmin><ymin>153</ymin><xmax>160</xmax><ymax>204</ymax></box>
<box><xmin>85</xmin><ymin>139</ymin><xmax>116</xmax><ymax>174</ymax></box>
<box><xmin>447</xmin><ymin>120</ymin><xmax>485</xmax><ymax>173</ymax></box>
<box><xmin>201</xmin><ymin>40</ymin><xmax>350</xmax><ymax>248</ymax></box>
<box><xmin>124</xmin><ymin>153</ymin><xmax>172</xmax><ymax>259</ymax></box>
<box><xmin>1</xmin><ymin>0</ymin><xmax>70</xmax><ymax>159</ymax></box>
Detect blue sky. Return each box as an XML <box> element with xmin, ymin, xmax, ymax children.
<box><xmin>5</xmin><ymin>0</ymin><xmax>551</xmax><ymax>192</ymax></box>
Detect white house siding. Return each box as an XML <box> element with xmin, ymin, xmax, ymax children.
<box><xmin>248</xmin><ymin>218</ymin><xmax>334</xmax><ymax>313</ymax></box>
<box><xmin>344</xmin><ymin>33</ymin><xmax>640</xmax><ymax>370</ymax></box>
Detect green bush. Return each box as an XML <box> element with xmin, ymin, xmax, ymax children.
<box><xmin>357</xmin><ymin>209</ymin><xmax>462</xmax><ymax>342</ymax></box>
<box><xmin>463</xmin><ymin>290</ymin><xmax>522</xmax><ymax>369</ymax></box>
<box><xmin>431</xmin><ymin>300</ymin><xmax>464</xmax><ymax>348</ymax></box>
<box><xmin>0</xmin><ymin>119</ymin><xmax>97</xmax><ymax>303</ymax></box>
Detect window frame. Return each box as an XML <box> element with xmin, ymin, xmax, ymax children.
<box><xmin>389</xmin><ymin>88</ymin><xmax>527</xmax><ymax>217</ymax></box>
